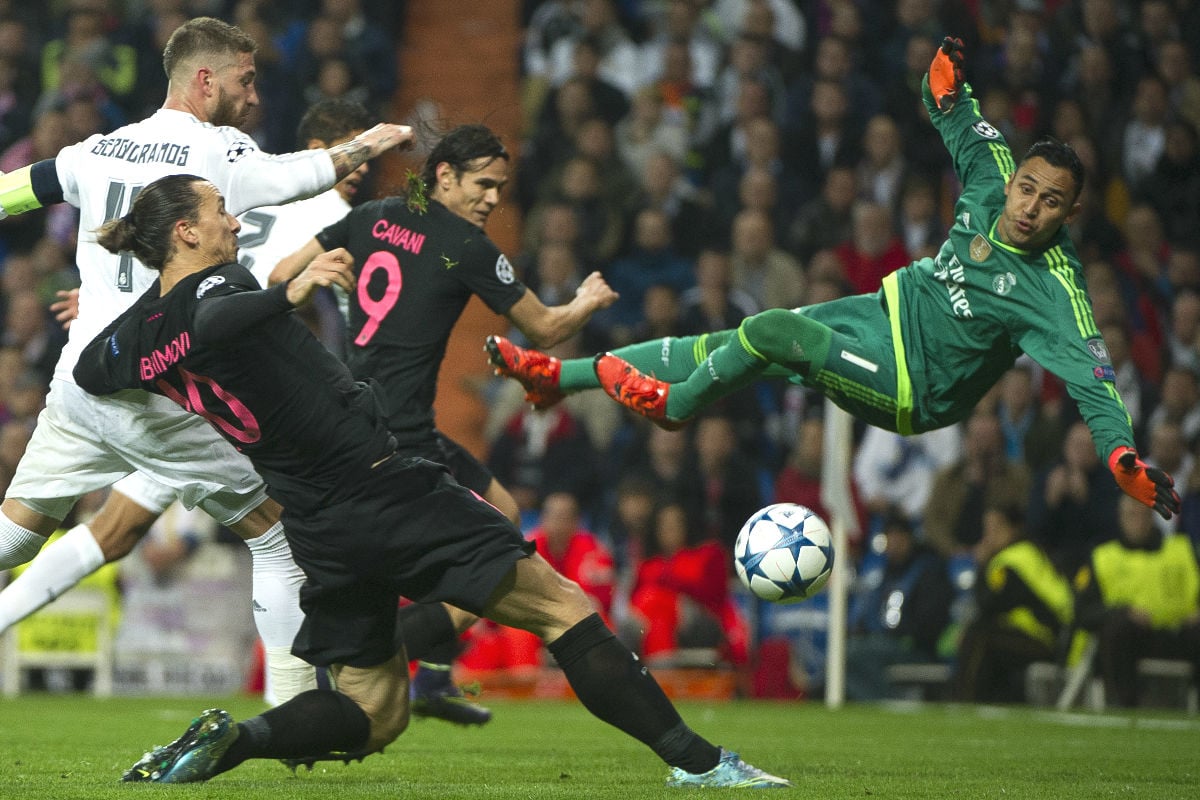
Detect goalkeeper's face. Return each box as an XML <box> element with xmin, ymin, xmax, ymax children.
<box><xmin>997</xmin><ymin>157</ymin><xmax>1081</xmax><ymax>252</ymax></box>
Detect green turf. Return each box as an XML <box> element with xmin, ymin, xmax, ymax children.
<box><xmin>1</xmin><ymin>696</ymin><xmax>1197</xmax><ymax>798</ymax></box>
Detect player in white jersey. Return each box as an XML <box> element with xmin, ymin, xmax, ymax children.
<box><xmin>0</xmin><ymin>18</ymin><xmax>413</xmax><ymax>700</ymax></box>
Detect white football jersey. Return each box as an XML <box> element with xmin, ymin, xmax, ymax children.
<box><xmin>53</xmin><ymin>108</ymin><xmax>336</xmax><ymax>383</ymax></box>
<box><xmin>236</xmin><ymin>188</ymin><xmax>350</xmax><ymax>288</ymax></box>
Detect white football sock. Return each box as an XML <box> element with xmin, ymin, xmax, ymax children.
<box><xmin>243</xmin><ymin>522</ymin><xmax>315</xmax><ymax>705</ymax></box>
<box><xmin>0</xmin><ymin>511</ymin><xmax>48</xmax><ymax>571</ymax></box>
<box><xmin>0</xmin><ymin>523</ymin><xmax>104</xmax><ymax>633</ymax></box>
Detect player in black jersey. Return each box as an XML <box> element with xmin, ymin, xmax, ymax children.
<box><xmin>75</xmin><ymin>175</ymin><xmax>786</xmax><ymax>788</ymax></box>
<box><xmin>269</xmin><ymin>124</ymin><xmax>618</xmax><ymax>721</ymax></box>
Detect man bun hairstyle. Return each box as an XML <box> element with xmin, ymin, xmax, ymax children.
<box><xmin>1022</xmin><ymin>137</ymin><xmax>1085</xmax><ymax>202</ymax></box>
<box><xmin>96</xmin><ymin>174</ymin><xmax>206</xmax><ymax>271</ymax></box>
<box><xmin>162</xmin><ymin>17</ymin><xmax>257</xmax><ymax>80</ymax></box>
<box><xmin>421</xmin><ymin>124</ymin><xmax>508</xmax><ymax>189</ymax></box>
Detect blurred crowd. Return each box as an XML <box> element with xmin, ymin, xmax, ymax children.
<box><xmin>1</xmin><ymin>0</ymin><xmax>1199</xmax><ymax>703</ymax></box>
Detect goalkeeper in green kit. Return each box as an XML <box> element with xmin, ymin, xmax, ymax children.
<box><xmin>487</xmin><ymin>38</ymin><xmax>1179</xmax><ymax>521</ymax></box>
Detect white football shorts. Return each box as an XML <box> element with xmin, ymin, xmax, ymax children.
<box><xmin>7</xmin><ymin>380</ymin><xmax>267</xmax><ymax>525</ymax></box>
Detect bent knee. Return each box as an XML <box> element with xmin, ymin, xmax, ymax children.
<box><xmin>741</xmin><ymin>307</ymin><xmax>825</xmax><ymax>367</ymax></box>
<box><xmin>364</xmin><ymin>705</ymin><xmax>409</xmax><ymax>753</ymax></box>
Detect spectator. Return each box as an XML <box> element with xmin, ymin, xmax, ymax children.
<box><xmin>628</xmin><ymin>501</ymin><xmax>750</xmax><ymax>666</ymax></box>
<box><xmin>1074</xmin><ymin>495</ymin><xmax>1200</xmax><ymax>708</ymax></box>
<box><xmin>1134</xmin><ymin>119</ymin><xmax>1200</xmax><ymax>248</ymax></box>
<box><xmin>684</xmin><ymin>413</ymin><xmax>765</xmax><ymax>551</ymax></box>
<box><xmin>853</xmin><ymin>424</ymin><xmax>962</xmax><ymax>530</ymax></box>
<box><xmin>988</xmin><ymin>359</ymin><xmax>1065</xmax><ymax>472</ymax></box>
<box><xmin>531</xmin><ymin>491</ymin><xmax>616</xmax><ymax>621</ymax></box>
<box><xmin>39</xmin><ymin>0</ymin><xmax>138</xmax><ymax>114</ymax></box>
<box><xmin>711</xmin><ymin>32</ymin><xmax>786</xmax><ymax>127</ymax></box>
<box><xmin>786</xmin><ymin>77</ymin><xmax>861</xmax><ymax>194</ymax></box>
<box><xmin>711</xmin><ymin>116</ymin><xmax>802</xmax><ymax>234</ymax></box>
<box><xmin>833</xmin><ymin>200</ymin><xmax>910</xmax><ymax>295</ymax></box>
<box><xmin>527</xmin><ymin>155</ymin><xmax>626</xmax><ymax>266</ymax></box>
<box><xmin>953</xmin><ymin>496</ymin><xmax>1074</xmax><ymax>704</ymax></box>
<box><xmin>729</xmin><ymin>208</ymin><xmax>804</xmax><ymax>311</ymax></box>
<box><xmin>1145</xmin><ymin>367</ymin><xmax>1200</xmax><ymax>445</ymax></box>
<box><xmin>844</xmin><ymin>511</ymin><xmax>953</xmax><ymax>701</ymax></box>
<box><xmin>637</xmin><ymin>0</ymin><xmax>722</xmax><ymax>91</ymax></box>
<box><xmin>486</xmin><ymin>403</ymin><xmax>602</xmax><ymax>521</ymax></box>
<box><xmin>1119</xmin><ymin>74</ymin><xmax>1171</xmax><ymax>190</ymax></box>
<box><xmin>614</xmin><ymin>86</ymin><xmax>688</xmax><ymax>179</ymax></box>
<box><xmin>318</xmin><ymin>0</ymin><xmax>396</xmax><ymax>111</ymax></box>
<box><xmin>1143</xmin><ymin>420</ymin><xmax>1194</xmax><ymax>539</ymax></box>
<box><xmin>785</xmin><ymin>34</ymin><xmax>881</xmax><ymax>144</ymax></box>
<box><xmin>463</xmin><ymin>491</ymin><xmax>619</xmax><ymax>672</ymax></box>
<box><xmin>855</xmin><ymin>114</ymin><xmax>910</xmax><ymax>218</ymax></box>
<box><xmin>546</xmin><ymin>0</ymin><xmax>640</xmax><ymax>98</ymax></box>
<box><xmin>895</xmin><ymin>175</ymin><xmax>943</xmax><ymax>261</ymax></box>
<box><xmin>678</xmin><ymin>247</ymin><xmax>759</xmax><ymax>336</ymax></box>
<box><xmin>785</xmin><ymin>164</ymin><xmax>856</xmax><ymax>262</ymax></box>
<box><xmin>1155</xmin><ymin>38</ymin><xmax>1200</xmax><ymax>134</ymax></box>
<box><xmin>924</xmin><ymin>411</ymin><xmax>1032</xmax><ymax>560</ymax></box>
<box><xmin>634</xmin><ymin>150</ymin><xmax>719</xmax><ymax>258</ymax></box>
<box><xmin>1165</xmin><ymin>290</ymin><xmax>1200</xmax><ymax>375</ymax></box>
<box><xmin>1028</xmin><ymin>421</ymin><xmax>1123</xmax><ymax>577</ymax></box>
<box><xmin>596</xmin><ymin>206</ymin><xmax>694</xmax><ymax>346</ymax></box>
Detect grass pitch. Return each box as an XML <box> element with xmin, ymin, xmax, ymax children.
<box><xmin>1</xmin><ymin>695</ymin><xmax>1197</xmax><ymax>798</ymax></box>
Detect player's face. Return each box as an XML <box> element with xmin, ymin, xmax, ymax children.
<box><xmin>193</xmin><ymin>183</ymin><xmax>242</xmax><ymax>265</ymax></box>
<box><xmin>208</xmin><ymin>51</ymin><xmax>258</xmax><ymax>128</ymax></box>
<box><xmin>324</xmin><ymin>130</ymin><xmax>367</xmax><ymax>203</ymax></box>
<box><xmin>996</xmin><ymin>157</ymin><xmax>1081</xmax><ymax>251</ymax></box>
<box><xmin>436</xmin><ymin>156</ymin><xmax>509</xmax><ymax>228</ymax></box>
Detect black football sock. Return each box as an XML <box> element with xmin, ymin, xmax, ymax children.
<box><xmin>214</xmin><ymin>690</ymin><xmax>371</xmax><ymax>774</ymax></box>
<box><xmin>393</xmin><ymin>602</ymin><xmax>457</xmax><ymax>662</ymax></box>
<box><xmin>547</xmin><ymin>613</ymin><xmax>720</xmax><ymax>774</ymax></box>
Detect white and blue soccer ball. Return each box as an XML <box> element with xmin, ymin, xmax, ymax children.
<box><xmin>734</xmin><ymin>503</ymin><xmax>834</xmax><ymax>604</ymax></box>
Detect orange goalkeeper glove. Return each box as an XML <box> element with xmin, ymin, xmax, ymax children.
<box><xmin>930</xmin><ymin>36</ymin><xmax>965</xmax><ymax>111</ymax></box>
<box><xmin>1109</xmin><ymin>447</ymin><xmax>1181</xmax><ymax>520</ymax></box>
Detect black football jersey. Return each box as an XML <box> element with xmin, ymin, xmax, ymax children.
<box><xmin>74</xmin><ymin>262</ymin><xmax>395</xmax><ymax>510</ymax></box>
<box><xmin>316</xmin><ymin>198</ymin><xmax>526</xmax><ymax>445</ymax></box>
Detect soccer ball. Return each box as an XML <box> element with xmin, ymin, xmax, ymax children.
<box><xmin>734</xmin><ymin>503</ymin><xmax>834</xmax><ymax>604</ymax></box>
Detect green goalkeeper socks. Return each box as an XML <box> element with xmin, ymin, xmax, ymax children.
<box><xmin>558</xmin><ymin>332</ymin><xmax>736</xmax><ymax>391</ymax></box>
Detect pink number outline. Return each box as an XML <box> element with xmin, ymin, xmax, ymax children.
<box><xmin>156</xmin><ymin>367</ymin><xmax>261</xmax><ymax>444</ymax></box>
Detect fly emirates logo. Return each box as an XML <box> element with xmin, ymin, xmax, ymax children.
<box><xmin>932</xmin><ymin>252</ymin><xmax>973</xmax><ymax>319</ymax></box>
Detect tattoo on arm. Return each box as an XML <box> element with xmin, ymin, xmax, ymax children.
<box><xmin>327</xmin><ymin>138</ymin><xmax>374</xmax><ymax>180</ymax></box>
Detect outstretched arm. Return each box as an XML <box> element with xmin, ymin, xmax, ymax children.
<box><xmin>505</xmin><ymin>271</ymin><xmax>618</xmax><ymax>349</ymax></box>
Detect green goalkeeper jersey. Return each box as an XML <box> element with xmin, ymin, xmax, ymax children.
<box><xmin>878</xmin><ymin>77</ymin><xmax>1132</xmax><ymax>460</ymax></box>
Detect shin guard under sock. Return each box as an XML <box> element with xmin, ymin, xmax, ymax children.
<box><xmin>547</xmin><ymin>614</ymin><xmax>720</xmax><ymax>773</ymax></box>
<box><xmin>0</xmin><ymin>523</ymin><xmax>103</xmax><ymax>633</ymax></box>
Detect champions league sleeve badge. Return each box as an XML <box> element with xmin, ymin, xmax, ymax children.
<box><xmin>495</xmin><ymin>253</ymin><xmax>515</xmax><ymax>284</ymax></box>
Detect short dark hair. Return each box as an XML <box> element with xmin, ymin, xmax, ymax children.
<box><xmin>1022</xmin><ymin>137</ymin><xmax>1085</xmax><ymax>201</ymax></box>
<box><xmin>421</xmin><ymin>124</ymin><xmax>508</xmax><ymax>189</ymax></box>
<box><xmin>162</xmin><ymin>17</ymin><xmax>257</xmax><ymax>80</ymax></box>
<box><xmin>95</xmin><ymin>174</ymin><xmax>206</xmax><ymax>271</ymax></box>
<box><xmin>296</xmin><ymin>99</ymin><xmax>374</xmax><ymax>148</ymax></box>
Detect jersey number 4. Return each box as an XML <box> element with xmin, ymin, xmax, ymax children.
<box><xmin>355</xmin><ymin>250</ymin><xmax>403</xmax><ymax>346</ymax></box>
<box><xmin>105</xmin><ymin>180</ymin><xmax>143</xmax><ymax>292</ymax></box>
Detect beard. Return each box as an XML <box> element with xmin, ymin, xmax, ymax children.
<box><xmin>210</xmin><ymin>88</ymin><xmax>249</xmax><ymax>129</ymax></box>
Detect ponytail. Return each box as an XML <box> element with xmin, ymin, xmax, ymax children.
<box><xmin>93</xmin><ymin>173</ymin><xmax>206</xmax><ymax>271</ymax></box>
